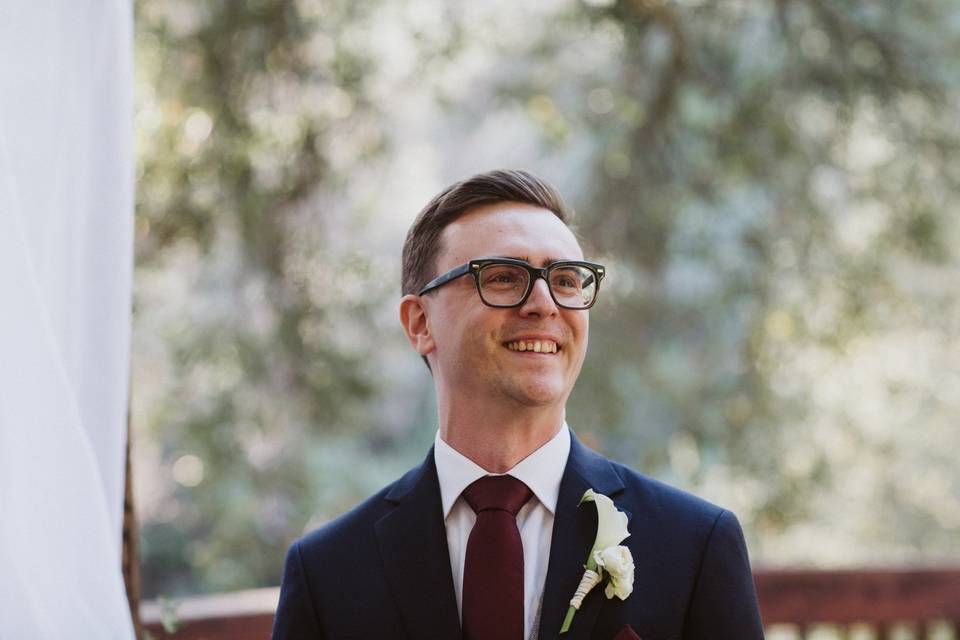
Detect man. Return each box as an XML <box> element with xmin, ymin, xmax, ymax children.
<box><xmin>272</xmin><ymin>170</ymin><xmax>765</xmax><ymax>640</ymax></box>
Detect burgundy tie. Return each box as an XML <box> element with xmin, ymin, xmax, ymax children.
<box><xmin>461</xmin><ymin>475</ymin><xmax>533</xmax><ymax>640</ymax></box>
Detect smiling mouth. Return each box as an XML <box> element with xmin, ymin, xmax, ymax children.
<box><xmin>504</xmin><ymin>340</ymin><xmax>559</xmax><ymax>354</ymax></box>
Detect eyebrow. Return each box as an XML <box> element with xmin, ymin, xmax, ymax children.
<box><xmin>494</xmin><ymin>255</ymin><xmax>576</xmax><ymax>266</ymax></box>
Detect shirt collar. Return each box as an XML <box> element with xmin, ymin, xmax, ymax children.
<box><xmin>433</xmin><ymin>423</ymin><xmax>571</xmax><ymax>519</ymax></box>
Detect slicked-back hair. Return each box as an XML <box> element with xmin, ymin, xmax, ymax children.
<box><xmin>401</xmin><ymin>169</ymin><xmax>574</xmax><ymax>297</ymax></box>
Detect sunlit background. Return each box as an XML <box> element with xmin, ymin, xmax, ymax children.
<box><xmin>131</xmin><ymin>0</ymin><xmax>960</xmax><ymax>599</ymax></box>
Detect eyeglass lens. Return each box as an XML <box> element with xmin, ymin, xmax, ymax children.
<box><xmin>477</xmin><ymin>263</ymin><xmax>597</xmax><ymax>308</ymax></box>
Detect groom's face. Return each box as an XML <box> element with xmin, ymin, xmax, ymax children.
<box><xmin>420</xmin><ymin>202</ymin><xmax>589</xmax><ymax>409</ymax></box>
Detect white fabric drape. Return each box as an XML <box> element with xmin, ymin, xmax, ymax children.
<box><xmin>0</xmin><ymin>1</ymin><xmax>136</xmax><ymax>638</ymax></box>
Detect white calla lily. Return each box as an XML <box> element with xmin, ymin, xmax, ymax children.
<box><xmin>580</xmin><ymin>488</ymin><xmax>630</xmax><ymax>552</ymax></box>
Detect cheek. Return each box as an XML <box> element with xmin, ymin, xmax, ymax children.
<box><xmin>565</xmin><ymin>313</ymin><xmax>589</xmax><ymax>346</ymax></box>
<box><xmin>440</xmin><ymin>314</ymin><xmax>489</xmax><ymax>354</ymax></box>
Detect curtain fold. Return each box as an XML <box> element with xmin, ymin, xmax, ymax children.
<box><xmin>0</xmin><ymin>1</ymin><xmax>136</xmax><ymax>637</ymax></box>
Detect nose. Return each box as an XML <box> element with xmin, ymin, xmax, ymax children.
<box><xmin>518</xmin><ymin>277</ymin><xmax>558</xmax><ymax>317</ymax></box>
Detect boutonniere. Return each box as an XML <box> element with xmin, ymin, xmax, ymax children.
<box><xmin>560</xmin><ymin>489</ymin><xmax>635</xmax><ymax>634</ymax></box>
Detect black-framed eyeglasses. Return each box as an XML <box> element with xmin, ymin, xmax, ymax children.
<box><xmin>417</xmin><ymin>257</ymin><xmax>606</xmax><ymax>310</ymax></box>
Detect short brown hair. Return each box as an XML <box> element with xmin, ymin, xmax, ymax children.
<box><xmin>401</xmin><ymin>169</ymin><xmax>574</xmax><ymax>295</ymax></box>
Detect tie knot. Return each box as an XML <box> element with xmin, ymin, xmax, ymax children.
<box><xmin>462</xmin><ymin>475</ymin><xmax>533</xmax><ymax>516</ymax></box>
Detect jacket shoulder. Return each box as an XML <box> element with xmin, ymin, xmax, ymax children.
<box><xmin>297</xmin><ymin>488</ymin><xmax>387</xmax><ymax>550</ymax></box>
<box><xmin>606</xmin><ymin>456</ymin><xmax>733</xmax><ymax>535</ymax></box>
<box><xmin>273</xmin><ymin>461</ymin><xmax>431</xmax><ymax>638</ymax></box>
<box><xmin>292</xmin><ymin>450</ymin><xmax>433</xmax><ymax>550</ymax></box>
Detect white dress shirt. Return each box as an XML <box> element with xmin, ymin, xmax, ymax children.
<box><xmin>433</xmin><ymin>424</ymin><xmax>571</xmax><ymax>640</ymax></box>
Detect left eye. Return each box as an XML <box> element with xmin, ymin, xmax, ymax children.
<box><xmin>550</xmin><ymin>268</ymin><xmax>583</xmax><ymax>289</ymax></box>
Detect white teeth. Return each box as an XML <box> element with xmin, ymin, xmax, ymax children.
<box><xmin>507</xmin><ymin>340</ymin><xmax>558</xmax><ymax>353</ymax></box>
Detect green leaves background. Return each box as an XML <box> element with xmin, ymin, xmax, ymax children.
<box><xmin>132</xmin><ymin>0</ymin><xmax>960</xmax><ymax>597</ymax></box>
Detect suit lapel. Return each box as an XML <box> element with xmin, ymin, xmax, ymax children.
<box><xmin>539</xmin><ymin>430</ymin><xmax>627</xmax><ymax>640</ymax></box>
<box><xmin>375</xmin><ymin>449</ymin><xmax>461</xmax><ymax>640</ymax></box>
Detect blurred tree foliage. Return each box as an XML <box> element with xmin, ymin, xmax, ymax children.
<box><xmin>472</xmin><ymin>0</ymin><xmax>959</xmax><ymax>558</ymax></box>
<box><xmin>133</xmin><ymin>0</ymin><xmax>405</xmax><ymax>596</ymax></box>
<box><xmin>134</xmin><ymin>0</ymin><xmax>960</xmax><ymax>597</ymax></box>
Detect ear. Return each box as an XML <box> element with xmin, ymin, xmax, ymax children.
<box><xmin>399</xmin><ymin>294</ymin><xmax>435</xmax><ymax>357</ymax></box>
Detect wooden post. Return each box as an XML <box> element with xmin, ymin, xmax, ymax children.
<box><xmin>122</xmin><ymin>411</ymin><xmax>143</xmax><ymax>639</ymax></box>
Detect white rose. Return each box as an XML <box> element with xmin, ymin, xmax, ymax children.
<box><xmin>594</xmin><ymin>545</ymin><xmax>634</xmax><ymax>600</ymax></box>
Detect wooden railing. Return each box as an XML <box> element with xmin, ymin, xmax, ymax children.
<box><xmin>142</xmin><ymin>588</ymin><xmax>276</xmax><ymax>640</ymax></box>
<box><xmin>142</xmin><ymin>568</ymin><xmax>960</xmax><ymax>639</ymax></box>
<box><xmin>757</xmin><ymin>568</ymin><xmax>960</xmax><ymax>639</ymax></box>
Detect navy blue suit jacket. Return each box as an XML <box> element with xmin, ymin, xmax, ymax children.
<box><xmin>272</xmin><ymin>430</ymin><xmax>765</xmax><ymax>639</ymax></box>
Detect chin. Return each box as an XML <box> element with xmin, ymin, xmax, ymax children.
<box><xmin>506</xmin><ymin>377</ymin><xmax>567</xmax><ymax>407</ymax></box>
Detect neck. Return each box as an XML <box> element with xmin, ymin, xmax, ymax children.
<box><xmin>437</xmin><ymin>401</ymin><xmax>565</xmax><ymax>473</ymax></box>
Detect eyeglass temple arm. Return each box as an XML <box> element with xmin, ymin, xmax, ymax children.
<box><xmin>417</xmin><ymin>263</ymin><xmax>472</xmax><ymax>295</ymax></box>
